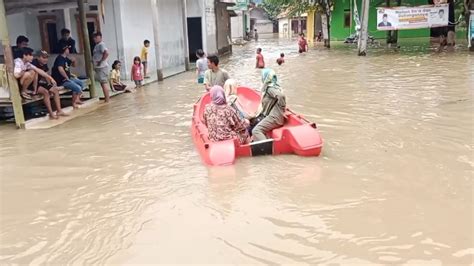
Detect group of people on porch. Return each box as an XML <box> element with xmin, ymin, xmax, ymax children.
<box><xmin>10</xmin><ymin>28</ymin><xmax>149</xmax><ymax>120</ymax></box>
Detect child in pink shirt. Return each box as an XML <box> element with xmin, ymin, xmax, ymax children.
<box><xmin>131</xmin><ymin>56</ymin><xmax>143</xmax><ymax>88</ymax></box>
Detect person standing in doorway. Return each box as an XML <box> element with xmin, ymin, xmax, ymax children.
<box><xmin>256</xmin><ymin>48</ymin><xmax>265</xmax><ymax>69</ymax></box>
<box><xmin>254</xmin><ymin>29</ymin><xmax>259</xmax><ymax>41</ymax></box>
<box><xmin>204</xmin><ymin>55</ymin><xmax>230</xmax><ymax>91</ymax></box>
<box><xmin>57</xmin><ymin>28</ymin><xmax>77</xmax><ymax>54</ymax></box>
<box><xmin>92</xmin><ymin>32</ymin><xmax>110</xmax><ymax>102</ymax></box>
<box><xmin>141</xmin><ymin>40</ymin><xmax>151</xmax><ymax>79</ymax></box>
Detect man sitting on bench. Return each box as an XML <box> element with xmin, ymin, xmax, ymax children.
<box><xmin>52</xmin><ymin>44</ymin><xmax>84</xmax><ymax>109</ymax></box>
<box><xmin>13</xmin><ymin>47</ymin><xmax>56</xmax><ymax>101</ymax></box>
<box><xmin>32</xmin><ymin>50</ymin><xmax>68</xmax><ymax>119</ymax></box>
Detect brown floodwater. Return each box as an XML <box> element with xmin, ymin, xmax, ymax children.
<box><xmin>0</xmin><ymin>37</ymin><xmax>473</xmax><ymax>265</ymax></box>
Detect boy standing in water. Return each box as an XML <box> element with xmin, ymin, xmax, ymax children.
<box><xmin>141</xmin><ymin>40</ymin><xmax>151</xmax><ymax>78</ymax></box>
<box><xmin>92</xmin><ymin>32</ymin><xmax>110</xmax><ymax>102</ymax></box>
<box><xmin>256</xmin><ymin>48</ymin><xmax>265</xmax><ymax>69</ymax></box>
<box><xmin>276</xmin><ymin>53</ymin><xmax>285</xmax><ymax>65</ymax></box>
<box><xmin>298</xmin><ymin>33</ymin><xmax>308</xmax><ymax>53</ymax></box>
<box><xmin>195</xmin><ymin>49</ymin><xmax>207</xmax><ymax>85</ymax></box>
<box><xmin>204</xmin><ymin>55</ymin><xmax>229</xmax><ymax>91</ymax></box>
<box><xmin>254</xmin><ymin>29</ymin><xmax>259</xmax><ymax>41</ymax></box>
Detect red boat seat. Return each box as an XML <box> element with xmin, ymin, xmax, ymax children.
<box><xmin>236</xmin><ymin>87</ymin><xmax>261</xmax><ymax>114</ymax></box>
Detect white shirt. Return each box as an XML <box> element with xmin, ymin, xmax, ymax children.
<box><xmin>14</xmin><ymin>58</ymin><xmax>34</xmax><ymax>76</ymax></box>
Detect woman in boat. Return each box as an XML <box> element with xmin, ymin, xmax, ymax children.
<box><xmin>204</xmin><ymin>85</ymin><xmax>249</xmax><ymax>144</ymax></box>
<box><xmin>223</xmin><ymin>79</ymin><xmax>248</xmax><ymax>119</ymax></box>
<box><xmin>251</xmin><ymin>69</ymin><xmax>286</xmax><ymax>141</ymax></box>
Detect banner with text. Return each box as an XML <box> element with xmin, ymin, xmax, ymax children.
<box><xmin>376</xmin><ymin>4</ymin><xmax>448</xmax><ymax>31</ymax></box>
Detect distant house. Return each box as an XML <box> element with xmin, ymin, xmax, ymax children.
<box><xmin>230</xmin><ymin>0</ymin><xmax>250</xmax><ymax>41</ymax></box>
<box><xmin>249</xmin><ymin>7</ymin><xmax>274</xmax><ymax>34</ymax></box>
<box><xmin>278</xmin><ymin>10</ymin><xmax>307</xmax><ymax>38</ymax></box>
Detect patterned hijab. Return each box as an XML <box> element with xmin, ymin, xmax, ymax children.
<box><xmin>210</xmin><ymin>85</ymin><xmax>226</xmax><ymax>105</ymax></box>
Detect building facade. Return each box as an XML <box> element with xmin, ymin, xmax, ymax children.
<box><xmin>2</xmin><ymin>0</ymin><xmax>235</xmax><ymax>83</ymax></box>
<box><xmin>249</xmin><ymin>7</ymin><xmax>274</xmax><ymax>34</ymax></box>
<box><xmin>278</xmin><ymin>13</ymin><xmax>308</xmax><ymax>38</ymax></box>
<box><xmin>330</xmin><ymin>0</ymin><xmax>430</xmax><ymax>41</ymax></box>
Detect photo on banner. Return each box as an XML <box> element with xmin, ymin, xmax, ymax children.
<box><xmin>376</xmin><ymin>4</ymin><xmax>449</xmax><ymax>31</ymax></box>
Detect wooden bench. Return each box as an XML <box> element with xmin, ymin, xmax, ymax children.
<box><xmin>0</xmin><ymin>78</ymin><xmax>91</xmax><ymax>108</ymax></box>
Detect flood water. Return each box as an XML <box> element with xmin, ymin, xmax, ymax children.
<box><xmin>0</xmin><ymin>37</ymin><xmax>473</xmax><ymax>265</ymax></box>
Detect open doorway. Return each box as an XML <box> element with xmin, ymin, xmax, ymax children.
<box><xmin>38</xmin><ymin>16</ymin><xmax>59</xmax><ymax>53</ymax></box>
<box><xmin>187</xmin><ymin>17</ymin><xmax>203</xmax><ymax>62</ymax></box>
<box><xmin>75</xmin><ymin>14</ymin><xmax>100</xmax><ymax>53</ymax></box>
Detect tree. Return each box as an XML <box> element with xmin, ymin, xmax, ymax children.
<box><xmin>263</xmin><ymin>0</ymin><xmax>335</xmax><ymax>48</ymax></box>
<box><xmin>260</xmin><ymin>1</ymin><xmax>284</xmax><ymax>22</ymax></box>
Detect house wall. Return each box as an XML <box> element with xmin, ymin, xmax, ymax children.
<box><xmin>118</xmin><ymin>0</ymin><xmax>155</xmax><ymax>79</ymax></box>
<box><xmin>254</xmin><ymin>20</ymin><xmax>273</xmax><ymax>34</ymax></box>
<box><xmin>187</xmin><ymin>0</ymin><xmax>202</xmax><ymax>17</ymax></box>
<box><xmin>187</xmin><ymin>0</ymin><xmax>213</xmax><ymax>56</ymax></box>
<box><xmin>250</xmin><ymin>8</ymin><xmax>273</xmax><ymax>33</ymax></box>
<box><xmin>331</xmin><ymin>0</ymin><xmax>430</xmax><ymax>41</ymax></box>
<box><xmin>4</xmin><ymin>10</ymin><xmax>66</xmax><ymax>59</ymax></box>
<box><xmin>231</xmin><ymin>11</ymin><xmax>244</xmax><ymax>39</ymax></box>
<box><xmin>6</xmin><ymin>13</ymin><xmax>27</xmax><ymax>47</ymax></box>
<box><xmin>156</xmin><ymin>0</ymin><xmax>186</xmax><ymax>77</ymax></box>
<box><xmin>205</xmin><ymin>0</ymin><xmax>218</xmax><ymax>55</ymax></box>
<box><xmin>278</xmin><ymin>18</ymin><xmax>290</xmax><ymax>38</ymax></box>
<box><xmin>25</xmin><ymin>13</ymin><xmax>42</xmax><ymax>50</ymax></box>
<box><xmin>216</xmin><ymin>2</ymin><xmax>232</xmax><ymax>54</ymax></box>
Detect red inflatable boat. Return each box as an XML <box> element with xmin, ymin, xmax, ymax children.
<box><xmin>191</xmin><ymin>86</ymin><xmax>323</xmax><ymax>166</ymax></box>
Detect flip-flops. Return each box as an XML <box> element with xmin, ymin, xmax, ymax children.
<box><xmin>21</xmin><ymin>92</ymin><xmax>32</xmax><ymax>100</ymax></box>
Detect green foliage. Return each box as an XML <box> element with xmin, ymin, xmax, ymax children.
<box><xmin>262</xmin><ymin>0</ymin><xmax>335</xmax><ymax>16</ymax></box>
<box><xmin>260</xmin><ymin>1</ymin><xmax>284</xmax><ymax>21</ymax></box>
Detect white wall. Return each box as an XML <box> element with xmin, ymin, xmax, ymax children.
<box><xmin>118</xmin><ymin>0</ymin><xmax>156</xmax><ymax>79</ymax></box>
<box><xmin>279</xmin><ymin>18</ymin><xmax>290</xmax><ymax>38</ymax></box>
<box><xmin>24</xmin><ymin>12</ymin><xmax>42</xmax><ymax>50</ymax></box>
<box><xmin>254</xmin><ymin>20</ymin><xmax>273</xmax><ymax>34</ymax></box>
<box><xmin>156</xmin><ymin>0</ymin><xmax>186</xmax><ymax>77</ymax></box>
<box><xmin>7</xmin><ymin>10</ymin><xmax>67</xmax><ymax>52</ymax></box>
<box><xmin>68</xmin><ymin>8</ymin><xmax>80</xmax><ymax>49</ymax></box>
<box><xmin>186</xmin><ymin>0</ymin><xmax>202</xmax><ymax>17</ymax></box>
<box><xmin>6</xmin><ymin>13</ymin><xmax>27</xmax><ymax>47</ymax></box>
<box><xmin>231</xmin><ymin>12</ymin><xmax>244</xmax><ymax>40</ymax></box>
<box><xmin>250</xmin><ymin>8</ymin><xmax>273</xmax><ymax>34</ymax></box>
<box><xmin>204</xmin><ymin>0</ymin><xmax>217</xmax><ymax>55</ymax></box>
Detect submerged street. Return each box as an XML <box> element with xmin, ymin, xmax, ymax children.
<box><xmin>0</xmin><ymin>38</ymin><xmax>473</xmax><ymax>264</ymax></box>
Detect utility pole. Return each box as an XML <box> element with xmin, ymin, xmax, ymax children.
<box><xmin>77</xmin><ymin>0</ymin><xmax>97</xmax><ymax>97</ymax></box>
<box><xmin>0</xmin><ymin>0</ymin><xmax>25</xmax><ymax>128</ymax></box>
<box><xmin>151</xmin><ymin>0</ymin><xmax>164</xmax><ymax>81</ymax></box>
<box><xmin>358</xmin><ymin>0</ymin><xmax>370</xmax><ymax>56</ymax></box>
<box><xmin>182</xmin><ymin>0</ymin><xmax>190</xmax><ymax>71</ymax></box>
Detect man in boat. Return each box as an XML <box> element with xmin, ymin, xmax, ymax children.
<box><xmin>251</xmin><ymin>69</ymin><xmax>286</xmax><ymax>141</ymax></box>
<box><xmin>204</xmin><ymin>55</ymin><xmax>230</xmax><ymax>91</ymax></box>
